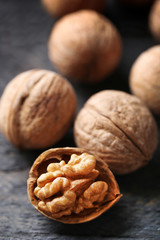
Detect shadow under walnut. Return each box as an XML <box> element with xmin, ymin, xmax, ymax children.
<box><xmin>27</xmin><ymin>147</ymin><xmax>122</xmax><ymax>224</ymax></box>
<box><xmin>118</xmin><ymin>0</ymin><xmax>154</xmax><ymax>7</ymax></box>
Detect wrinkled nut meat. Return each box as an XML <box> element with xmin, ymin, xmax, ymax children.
<box><xmin>0</xmin><ymin>69</ymin><xmax>77</xmax><ymax>149</ymax></box>
<box><xmin>41</xmin><ymin>0</ymin><xmax>106</xmax><ymax>18</ymax></box>
<box><xmin>48</xmin><ymin>10</ymin><xmax>122</xmax><ymax>83</ymax></box>
<box><xmin>130</xmin><ymin>45</ymin><xmax>160</xmax><ymax>116</ymax></box>
<box><xmin>74</xmin><ymin>90</ymin><xmax>158</xmax><ymax>175</ymax></box>
<box><xmin>149</xmin><ymin>0</ymin><xmax>160</xmax><ymax>41</ymax></box>
<box><xmin>27</xmin><ymin>147</ymin><xmax>121</xmax><ymax>223</ymax></box>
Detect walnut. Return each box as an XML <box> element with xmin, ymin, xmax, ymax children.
<box><xmin>74</xmin><ymin>90</ymin><xmax>158</xmax><ymax>175</ymax></box>
<box><xmin>0</xmin><ymin>69</ymin><xmax>76</xmax><ymax>149</ymax></box>
<box><xmin>27</xmin><ymin>147</ymin><xmax>122</xmax><ymax>223</ymax></box>
<box><xmin>149</xmin><ymin>0</ymin><xmax>160</xmax><ymax>41</ymax></box>
<box><xmin>130</xmin><ymin>45</ymin><xmax>160</xmax><ymax>116</ymax></box>
<box><xmin>48</xmin><ymin>10</ymin><xmax>122</xmax><ymax>83</ymax></box>
<box><xmin>41</xmin><ymin>0</ymin><xmax>106</xmax><ymax>18</ymax></box>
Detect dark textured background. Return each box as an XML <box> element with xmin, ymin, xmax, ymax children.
<box><xmin>0</xmin><ymin>0</ymin><xmax>160</xmax><ymax>239</ymax></box>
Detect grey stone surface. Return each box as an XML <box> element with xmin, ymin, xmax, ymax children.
<box><xmin>0</xmin><ymin>0</ymin><xmax>160</xmax><ymax>239</ymax></box>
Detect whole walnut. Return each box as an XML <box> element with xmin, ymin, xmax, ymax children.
<box><xmin>130</xmin><ymin>45</ymin><xmax>160</xmax><ymax>116</ymax></box>
<box><xmin>0</xmin><ymin>69</ymin><xmax>77</xmax><ymax>149</ymax></box>
<box><xmin>48</xmin><ymin>10</ymin><xmax>122</xmax><ymax>84</ymax></box>
<box><xmin>74</xmin><ymin>90</ymin><xmax>158</xmax><ymax>175</ymax></box>
<box><xmin>149</xmin><ymin>0</ymin><xmax>160</xmax><ymax>41</ymax></box>
<box><xmin>41</xmin><ymin>0</ymin><xmax>106</xmax><ymax>18</ymax></box>
<box><xmin>27</xmin><ymin>147</ymin><xmax>122</xmax><ymax>223</ymax></box>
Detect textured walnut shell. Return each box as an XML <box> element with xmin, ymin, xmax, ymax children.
<box><xmin>130</xmin><ymin>45</ymin><xmax>160</xmax><ymax>116</ymax></box>
<box><xmin>74</xmin><ymin>90</ymin><xmax>158</xmax><ymax>175</ymax></box>
<box><xmin>48</xmin><ymin>10</ymin><xmax>122</xmax><ymax>83</ymax></box>
<box><xmin>27</xmin><ymin>147</ymin><xmax>121</xmax><ymax>223</ymax></box>
<box><xmin>149</xmin><ymin>0</ymin><xmax>160</xmax><ymax>41</ymax></box>
<box><xmin>41</xmin><ymin>0</ymin><xmax>106</xmax><ymax>18</ymax></box>
<box><xmin>0</xmin><ymin>69</ymin><xmax>76</xmax><ymax>149</ymax></box>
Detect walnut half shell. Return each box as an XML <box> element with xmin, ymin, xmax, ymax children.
<box><xmin>27</xmin><ymin>147</ymin><xmax>122</xmax><ymax>223</ymax></box>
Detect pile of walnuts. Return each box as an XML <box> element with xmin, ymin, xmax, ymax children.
<box><xmin>0</xmin><ymin>0</ymin><xmax>159</xmax><ymax>223</ymax></box>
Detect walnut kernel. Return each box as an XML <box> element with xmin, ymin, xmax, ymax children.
<box><xmin>48</xmin><ymin>10</ymin><xmax>122</xmax><ymax>83</ymax></box>
<box><xmin>0</xmin><ymin>69</ymin><xmax>76</xmax><ymax>149</ymax></box>
<box><xmin>74</xmin><ymin>90</ymin><xmax>158</xmax><ymax>175</ymax></box>
<box><xmin>27</xmin><ymin>147</ymin><xmax>121</xmax><ymax>223</ymax></box>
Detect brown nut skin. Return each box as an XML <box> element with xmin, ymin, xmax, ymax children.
<box><xmin>41</xmin><ymin>0</ymin><xmax>106</xmax><ymax>18</ymax></box>
<box><xmin>27</xmin><ymin>147</ymin><xmax>122</xmax><ymax>224</ymax></box>
<box><xmin>0</xmin><ymin>69</ymin><xmax>77</xmax><ymax>149</ymax></box>
<box><xmin>149</xmin><ymin>0</ymin><xmax>160</xmax><ymax>41</ymax></box>
<box><xmin>48</xmin><ymin>10</ymin><xmax>122</xmax><ymax>84</ymax></box>
<box><xmin>130</xmin><ymin>45</ymin><xmax>160</xmax><ymax>116</ymax></box>
<box><xmin>74</xmin><ymin>90</ymin><xmax>158</xmax><ymax>175</ymax></box>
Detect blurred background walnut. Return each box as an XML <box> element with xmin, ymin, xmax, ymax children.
<box><xmin>48</xmin><ymin>10</ymin><xmax>122</xmax><ymax>84</ymax></box>
<box><xmin>74</xmin><ymin>90</ymin><xmax>158</xmax><ymax>175</ymax></box>
<box><xmin>130</xmin><ymin>45</ymin><xmax>160</xmax><ymax>116</ymax></box>
<box><xmin>27</xmin><ymin>147</ymin><xmax>121</xmax><ymax>223</ymax></box>
<box><xmin>0</xmin><ymin>69</ymin><xmax>77</xmax><ymax>149</ymax></box>
<box><xmin>41</xmin><ymin>0</ymin><xmax>106</xmax><ymax>18</ymax></box>
<box><xmin>149</xmin><ymin>0</ymin><xmax>160</xmax><ymax>41</ymax></box>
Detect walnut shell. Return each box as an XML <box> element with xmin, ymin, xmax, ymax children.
<box><xmin>41</xmin><ymin>0</ymin><xmax>106</xmax><ymax>18</ymax></box>
<box><xmin>130</xmin><ymin>45</ymin><xmax>160</xmax><ymax>116</ymax></box>
<box><xmin>149</xmin><ymin>0</ymin><xmax>160</xmax><ymax>41</ymax></box>
<box><xmin>48</xmin><ymin>10</ymin><xmax>122</xmax><ymax>83</ymax></box>
<box><xmin>0</xmin><ymin>69</ymin><xmax>77</xmax><ymax>149</ymax></box>
<box><xmin>74</xmin><ymin>90</ymin><xmax>158</xmax><ymax>175</ymax></box>
<box><xmin>27</xmin><ymin>147</ymin><xmax>121</xmax><ymax>223</ymax></box>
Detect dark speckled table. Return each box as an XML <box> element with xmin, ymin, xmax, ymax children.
<box><xmin>0</xmin><ymin>0</ymin><xmax>160</xmax><ymax>239</ymax></box>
